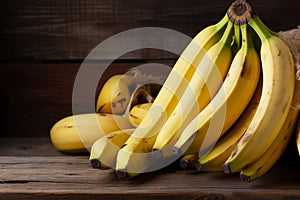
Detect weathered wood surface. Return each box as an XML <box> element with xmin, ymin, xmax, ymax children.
<box><xmin>0</xmin><ymin>0</ymin><xmax>299</xmax><ymax>60</ymax></box>
<box><xmin>0</xmin><ymin>138</ymin><xmax>300</xmax><ymax>200</ymax></box>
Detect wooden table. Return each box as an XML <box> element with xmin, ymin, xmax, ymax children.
<box><xmin>1</xmin><ymin>137</ymin><xmax>299</xmax><ymax>200</ymax></box>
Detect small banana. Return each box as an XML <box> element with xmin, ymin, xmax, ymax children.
<box><xmin>152</xmin><ymin>19</ymin><xmax>234</xmax><ymax>156</ymax></box>
<box><xmin>223</xmin><ymin>15</ymin><xmax>295</xmax><ymax>174</ymax></box>
<box><xmin>129</xmin><ymin>103</ymin><xmax>153</xmax><ymax>127</ymax></box>
<box><xmin>50</xmin><ymin>113</ymin><xmax>134</xmax><ymax>153</ymax></box>
<box><xmin>173</xmin><ymin>23</ymin><xmax>260</xmax><ymax>158</ymax></box>
<box><xmin>89</xmin><ymin>104</ymin><xmax>152</xmax><ymax>170</ymax></box>
<box><xmin>240</xmin><ymin>105</ymin><xmax>299</xmax><ymax>182</ymax></box>
<box><xmin>115</xmin><ymin>14</ymin><xmax>230</xmax><ymax>178</ymax></box>
<box><xmin>90</xmin><ymin>129</ymin><xmax>135</xmax><ymax>169</ymax></box>
<box><xmin>196</xmin><ymin>83</ymin><xmax>261</xmax><ymax>172</ymax></box>
<box><xmin>96</xmin><ymin>74</ymin><xmax>131</xmax><ymax>114</ymax></box>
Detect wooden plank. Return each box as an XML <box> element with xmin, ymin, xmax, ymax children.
<box><xmin>0</xmin><ymin>0</ymin><xmax>299</xmax><ymax>60</ymax></box>
<box><xmin>0</xmin><ymin>138</ymin><xmax>300</xmax><ymax>200</ymax></box>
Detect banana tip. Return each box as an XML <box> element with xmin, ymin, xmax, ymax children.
<box><xmin>179</xmin><ymin>159</ymin><xmax>188</xmax><ymax>170</ymax></box>
<box><xmin>115</xmin><ymin>169</ymin><xmax>129</xmax><ymax>179</ymax></box>
<box><xmin>194</xmin><ymin>161</ymin><xmax>202</xmax><ymax>172</ymax></box>
<box><xmin>90</xmin><ymin>159</ymin><xmax>101</xmax><ymax>169</ymax></box>
<box><xmin>223</xmin><ymin>163</ymin><xmax>232</xmax><ymax>174</ymax></box>
<box><xmin>240</xmin><ymin>174</ymin><xmax>251</xmax><ymax>182</ymax></box>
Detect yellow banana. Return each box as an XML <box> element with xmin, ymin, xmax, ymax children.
<box><xmin>50</xmin><ymin>113</ymin><xmax>133</xmax><ymax>153</ymax></box>
<box><xmin>223</xmin><ymin>15</ymin><xmax>295</xmax><ymax>174</ymax></box>
<box><xmin>152</xmin><ymin>20</ymin><xmax>234</xmax><ymax>155</ymax></box>
<box><xmin>90</xmin><ymin>129</ymin><xmax>135</xmax><ymax>169</ymax></box>
<box><xmin>96</xmin><ymin>74</ymin><xmax>131</xmax><ymax>114</ymax></box>
<box><xmin>115</xmin><ymin>134</ymin><xmax>159</xmax><ymax>178</ymax></box>
<box><xmin>115</xmin><ymin>14</ymin><xmax>230</xmax><ymax>178</ymax></box>
<box><xmin>89</xmin><ymin>103</ymin><xmax>151</xmax><ymax>170</ymax></box>
<box><xmin>196</xmin><ymin>83</ymin><xmax>261</xmax><ymax>172</ymax></box>
<box><xmin>173</xmin><ymin>23</ymin><xmax>260</xmax><ymax>158</ymax></box>
<box><xmin>240</xmin><ymin>105</ymin><xmax>299</xmax><ymax>182</ymax></box>
<box><xmin>129</xmin><ymin>103</ymin><xmax>153</xmax><ymax>127</ymax></box>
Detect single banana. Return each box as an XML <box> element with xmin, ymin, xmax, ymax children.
<box><xmin>173</xmin><ymin>23</ymin><xmax>261</xmax><ymax>158</ymax></box>
<box><xmin>129</xmin><ymin>103</ymin><xmax>153</xmax><ymax>127</ymax></box>
<box><xmin>152</xmin><ymin>19</ymin><xmax>234</xmax><ymax>156</ymax></box>
<box><xmin>240</xmin><ymin>105</ymin><xmax>299</xmax><ymax>182</ymax></box>
<box><xmin>196</xmin><ymin>83</ymin><xmax>261</xmax><ymax>172</ymax></box>
<box><xmin>223</xmin><ymin>15</ymin><xmax>295</xmax><ymax>174</ymax></box>
<box><xmin>89</xmin><ymin>103</ymin><xmax>151</xmax><ymax>170</ymax></box>
<box><xmin>96</xmin><ymin>74</ymin><xmax>131</xmax><ymax>114</ymax></box>
<box><xmin>115</xmin><ymin>14</ymin><xmax>230</xmax><ymax>178</ymax></box>
<box><xmin>90</xmin><ymin>129</ymin><xmax>135</xmax><ymax>169</ymax></box>
<box><xmin>115</xmin><ymin>134</ymin><xmax>159</xmax><ymax>178</ymax></box>
<box><xmin>50</xmin><ymin>113</ymin><xmax>134</xmax><ymax>153</ymax></box>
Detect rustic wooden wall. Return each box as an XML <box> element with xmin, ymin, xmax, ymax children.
<box><xmin>0</xmin><ymin>0</ymin><xmax>299</xmax><ymax>137</ymax></box>
<box><xmin>0</xmin><ymin>0</ymin><xmax>299</xmax><ymax>61</ymax></box>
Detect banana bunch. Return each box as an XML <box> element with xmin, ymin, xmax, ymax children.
<box><xmin>88</xmin><ymin>0</ymin><xmax>300</xmax><ymax>182</ymax></box>
<box><xmin>50</xmin><ymin>70</ymin><xmax>161</xmax><ymax>153</ymax></box>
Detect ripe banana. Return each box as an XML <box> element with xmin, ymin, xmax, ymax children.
<box><xmin>129</xmin><ymin>103</ymin><xmax>153</xmax><ymax>127</ymax></box>
<box><xmin>96</xmin><ymin>74</ymin><xmax>131</xmax><ymax>114</ymax></box>
<box><xmin>50</xmin><ymin>113</ymin><xmax>134</xmax><ymax>152</ymax></box>
<box><xmin>223</xmin><ymin>15</ymin><xmax>295</xmax><ymax>174</ymax></box>
<box><xmin>240</xmin><ymin>105</ymin><xmax>299</xmax><ymax>182</ymax></box>
<box><xmin>89</xmin><ymin>104</ymin><xmax>152</xmax><ymax>170</ymax></box>
<box><xmin>152</xmin><ymin>19</ymin><xmax>234</xmax><ymax>156</ymax></box>
<box><xmin>196</xmin><ymin>83</ymin><xmax>261</xmax><ymax>172</ymax></box>
<box><xmin>114</xmin><ymin>14</ymin><xmax>230</xmax><ymax>178</ymax></box>
<box><xmin>90</xmin><ymin>129</ymin><xmax>135</xmax><ymax>169</ymax></box>
<box><xmin>173</xmin><ymin>23</ymin><xmax>261</xmax><ymax>158</ymax></box>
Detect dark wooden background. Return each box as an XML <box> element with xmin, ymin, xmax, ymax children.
<box><xmin>0</xmin><ymin>0</ymin><xmax>299</xmax><ymax>137</ymax></box>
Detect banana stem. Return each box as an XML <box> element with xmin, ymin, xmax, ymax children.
<box><xmin>233</xmin><ymin>25</ymin><xmax>241</xmax><ymax>53</ymax></box>
<box><xmin>220</xmin><ymin>21</ymin><xmax>234</xmax><ymax>45</ymax></box>
<box><xmin>248</xmin><ymin>15</ymin><xmax>277</xmax><ymax>41</ymax></box>
<box><xmin>240</xmin><ymin>24</ymin><xmax>248</xmax><ymax>50</ymax></box>
<box><xmin>227</xmin><ymin>0</ymin><xmax>253</xmax><ymax>25</ymax></box>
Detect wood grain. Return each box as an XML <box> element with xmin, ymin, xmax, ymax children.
<box><xmin>0</xmin><ymin>138</ymin><xmax>300</xmax><ymax>200</ymax></box>
<box><xmin>0</xmin><ymin>0</ymin><xmax>299</xmax><ymax>60</ymax></box>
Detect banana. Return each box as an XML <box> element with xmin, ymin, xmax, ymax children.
<box><xmin>114</xmin><ymin>14</ymin><xmax>230</xmax><ymax>178</ymax></box>
<box><xmin>173</xmin><ymin>23</ymin><xmax>261</xmax><ymax>158</ymax></box>
<box><xmin>240</xmin><ymin>105</ymin><xmax>299</xmax><ymax>182</ymax></box>
<box><xmin>196</xmin><ymin>83</ymin><xmax>261</xmax><ymax>172</ymax></box>
<box><xmin>96</xmin><ymin>74</ymin><xmax>131</xmax><ymax>114</ymax></box>
<box><xmin>90</xmin><ymin>129</ymin><xmax>135</xmax><ymax>169</ymax></box>
<box><xmin>129</xmin><ymin>103</ymin><xmax>153</xmax><ymax>127</ymax></box>
<box><xmin>223</xmin><ymin>15</ymin><xmax>295</xmax><ymax>174</ymax></box>
<box><xmin>89</xmin><ymin>104</ymin><xmax>152</xmax><ymax>170</ymax></box>
<box><xmin>50</xmin><ymin>113</ymin><xmax>134</xmax><ymax>153</ymax></box>
<box><xmin>115</xmin><ymin>134</ymin><xmax>159</xmax><ymax>178</ymax></box>
<box><xmin>152</xmin><ymin>19</ymin><xmax>234</xmax><ymax>156</ymax></box>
